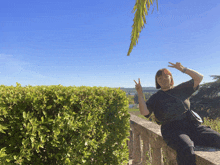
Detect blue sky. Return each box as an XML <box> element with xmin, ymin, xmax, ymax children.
<box><xmin>1</xmin><ymin>0</ymin><xmax>220</xmax><ymax>89</ymax></box>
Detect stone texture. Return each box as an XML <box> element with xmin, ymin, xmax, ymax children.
<box><xmin>127</xmin><ymin>113</ymin><xmax>220</xmax><ymax>165</ymax></box>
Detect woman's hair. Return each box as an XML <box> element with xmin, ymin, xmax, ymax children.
<box><xmin>155</xmin><ymin>68</ymin><xmax>174</xmax><ymax>89</ymax></box>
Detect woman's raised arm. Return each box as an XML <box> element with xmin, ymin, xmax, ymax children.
<box><xmin>134</xmin><ymin>78</ymin><xmax>149</xmax><ymax>116</ymax></box>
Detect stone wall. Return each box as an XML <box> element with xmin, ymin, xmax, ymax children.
<box><xmin>127</xmin><ymin>113</ymin><xmax>220</xmax><ymax>165</ymax></box>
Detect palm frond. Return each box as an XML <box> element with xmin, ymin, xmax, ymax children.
<box><xmin>127</xmin><ymin>0</ymin><xmax>158</xmax><ymax>56</ymax></box>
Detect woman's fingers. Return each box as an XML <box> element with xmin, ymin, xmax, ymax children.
<box><xmin>134</xmin><ymin>79</ymin><xmax>141</xmax><ymax>84</ymax></box>
<box><xmin>168</xmin><ymin>62</ymin><xmax>175</xmax><ymax>68</ymax></box>
<box><xmin>168</xmin><ymin>62</ymin><xmax>174</xmax><ymax>66</ymax></box>
<box><xmin>168</xmin><ymin>62</ymin><xmax>174</xmax><ymax>65</ymax></box>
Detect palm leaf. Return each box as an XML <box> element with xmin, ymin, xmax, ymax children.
<box><xmin>127</xmin><ymin>0</ymin><xmax>158</xmax><ymax>56</ymax></box>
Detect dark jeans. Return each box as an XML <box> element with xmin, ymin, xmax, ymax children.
<box><xmin>161</xmin><ymin>117</ymin><xmax>220</xmax><ymax>165</ymax></box>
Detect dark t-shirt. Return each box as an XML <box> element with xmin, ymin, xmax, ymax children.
<box><xmin>144</xmin><ymin>79</ymin><xmax>199</xmax><ymax>125</ymax></box>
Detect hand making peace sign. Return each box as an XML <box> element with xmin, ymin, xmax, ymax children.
<box><xmin>168</xmin><ymin>62</ymin><xmax>184</xmax><ymax>72</ymax></box>
<box><xmin>134</xmin><ymin>78</ymin><xmax>143</xmax><ymax>93</ymax></box>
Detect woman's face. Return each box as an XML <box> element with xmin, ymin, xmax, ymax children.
<box><xmin>157</xmin><ymin>71</ymin><xmax>172</xmax><ymax>89</ymax></box>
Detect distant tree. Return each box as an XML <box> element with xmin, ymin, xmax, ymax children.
<box><xmin>133</xmin><ymin>92</ymin><xmax>150</xmax><ymax>104</ymax></box>
<box><xmin>127</xmin><ymin>95</ymin><xmax>135</xmax><ymax>104</ymax></box>
<box><xmin>127</xmin><ymin>0</ymin><xmax>159</xmax><ymax>56</ymax></box>
<box><xmin>133</xmin><ymin>93</ymin><xmax>138</xmax><ymax>104</ymax></box>
<box><xmin>144</xmin><ymin>92</ymin><xmax>152</xmax><ymax>100</ymax></box>
<box><xmin>190</xmin><ymin>75</ymin><xmax>220</xmax><ymax>120</ymax></box>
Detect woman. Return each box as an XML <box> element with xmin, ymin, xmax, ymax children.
<box><xmin>134</xmin><ymin>62</ymin><xmax>220</xmax><ymax>165</ymax></box>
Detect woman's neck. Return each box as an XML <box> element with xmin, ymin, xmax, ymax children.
<box><xmin>161</xmin><ymin>86</ymin><xmax>174</xmax><ymax>91</ymax></box>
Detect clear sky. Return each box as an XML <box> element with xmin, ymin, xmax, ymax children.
<box><xmin>1</xmin><ymin>0</ymin><xmax>220</xmax><ymax>89</ymax></box>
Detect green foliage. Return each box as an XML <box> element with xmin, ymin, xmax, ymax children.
<box><xmin>132</xmin><ymin>92</ymin><xmax>151</xmax><ymax>104</ymax></box>
<box><xmin>144</xmin><ymin>92</ymin><xmax>152</xmax><ymax>100</ymax></box>
<box><xmin>202</xmin><ymin>117</ymin><xmax>220</xmax><ymax>133</ymax></box>
<box><xmin>133</xmin><ymin>94</ymin><xmax>139</xmax><ymax>104</ymax></box>
<box><xmin>127</xmin><ymin>0</ymin><xmax>158</xmax><ymax>56</ymax></box>
<box><xmin>127</xmin><ymin>95</ymin><xmax>135</xmax><ymax>104</ymax></box>
<box><xmin>144</xmin><ymin>146</ymin><xmax>152</xmax><ymax>165</ymax></box>
<box><xmin>190</xmin><ymin>76</ymin><xmax>220</xmax><ymax>121</ymax></box>
<box><xmin>0</xmin><ymin>83</ymin><xmax>131</xmax><ymax>164</ymax></box>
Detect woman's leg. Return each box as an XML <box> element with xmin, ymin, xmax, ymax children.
<box><xmin>161</xmin><ymin>128</ymin><xmax>196</xmax><ymax>165</ymax></box>
<box><xmin>188</xmin><ymin>124</ymin><xmax>220</xmax><ymax>148</ymax></box>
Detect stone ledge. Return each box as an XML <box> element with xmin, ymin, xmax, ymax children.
<box><xmin>195</xmin><ymin>151</ymin><xmax>220</xmax><ymax>165</ymax></box>
<box><xmin>129</xmin><ymin>113</ymin><xmax>220</xmax><ymax>165</ymax></box>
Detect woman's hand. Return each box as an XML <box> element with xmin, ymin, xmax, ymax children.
<box><xmin>168</xmin><ymin>62</ymin><xmax>185</xmax><ymax>72</ymax></box>
<box><xmin>134</xmin><ymin>78</ymin><xmax>143</xmax><ymax>94</ymax></box>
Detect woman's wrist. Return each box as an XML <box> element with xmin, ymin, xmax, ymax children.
<box><xmin>182</xmin><ymin>67</ymin><xmax>187</xmax><ymax>73</ymax></box>
<box><xmin>137</xmin><ymin>91</ymin><xmax>143</xmax><ymax>96</ymax></box>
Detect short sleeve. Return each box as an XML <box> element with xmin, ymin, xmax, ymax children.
<box><xmin>144</xmin><ymin>96</ymin><xmax>155</xmax><ymax>118</ymax></box>
<box><xmin>177</xmin><ymin>79</ymin><xmax>200</xmax><ymax>97</ymax></box>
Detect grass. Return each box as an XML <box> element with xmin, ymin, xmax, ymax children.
<box><xmin>127</xmin><ymin>105</ymin><xmax>152</xmax><ymax>120</ymax></box>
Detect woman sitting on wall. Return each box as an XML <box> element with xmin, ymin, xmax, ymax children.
<box><xmin>134</xmin><ymin>62</ymin><xmax>220</xmax><ymax>165</ymax></box>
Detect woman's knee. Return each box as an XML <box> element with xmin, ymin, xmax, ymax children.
<box><xmin>183</xmin><ymin>146</ymin><xmax>195</xmax><ymax>155</ymax></box>
<box><xmin>176</xmin><ymin>146</ymin><xmax>196</xmax><ymax>165</ymax></box>
<box><xmin>179</xmin><ymin>146</ymin><xmax>195</xmax><ymax>156</ymax></box>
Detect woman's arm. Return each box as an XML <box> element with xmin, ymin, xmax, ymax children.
<box><xmin>134</xmin><ymin>78</ymin><xmax>149</xmax><ymax>116</ymax></box>
<box><xmin>183</xmin><ymin>68</ymin><xmax>203</xmax><ymax>81</ymax></box>
<box><xmin>184</xmin><ymin>68</ymin><xmax>203</xmax><ymax>89</ymax></box>
<box><xmin>138</xmin><ymin>92</ymin><xmax>149</xmax><ymax>116</ymax></box>
<box><xmin>168</xmin><ymin>62</ymin><xmax>203</xmax><ymax>81</ymax></box>
<box><xmin>168</xmin><ymin>62</ymin><xmax>203</xmax><ymax>89</ymax></box>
